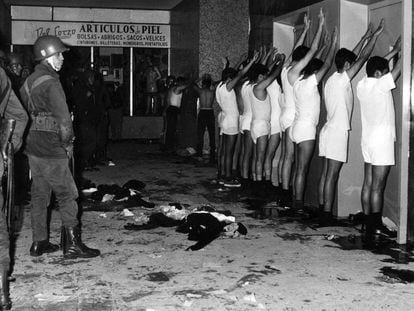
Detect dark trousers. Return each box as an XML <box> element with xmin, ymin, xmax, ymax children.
<box><xmin>28</xmin><ymin>155</ymin><xmax>79</xmax><ymax>242</ymax></box>
<box><xmin>96</xmin><ymin>116</ymin><xmax>109</xmax><ymax>161</ymax></box>
<box><xmin>78</xmin><ymin>122</ymin><xmax>97</xmax><ymax>168</ymax></box>
<box><xmin>14</xmin><ymin>151</ymin><xmax>30</xmax><ymax>205</ymax></box>
<box><xmin>0</xmin><ymin>160</ymin><xmax>9</xmax><ymax>268</ymax></box>
<box><xmin>108</xmin><ymin>108</ymin><xmax>123</xmax><ymax>140</ymax></box>
<box><xmin>165</xmin><ymin>106</ymin><xmax>179</xmax><ymax>151</ymax></box>
<box><xmin>197</xmin><ymin>110</ymin><xmax>216</xmax><ymax>157</ymax></box>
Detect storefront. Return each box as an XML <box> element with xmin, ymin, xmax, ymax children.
<box><xmin>10</xmin><ymin>5</ymin><xmax>172</xmax><ymax>137</ymax></box>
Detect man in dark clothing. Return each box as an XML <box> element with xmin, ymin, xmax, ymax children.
<box><xmin>19</xmin><ymin>35</ymin><xmax>100</xmax><ymax>259</ymax></box>
<box><xmin>73</xmin><ymin>71</ymin><xmax>110</xmax><ymax>170</ymax></box>
<box><xmin>0</xmin><ymin>64</ymin><xmax>28</xmax><ymax>309</ymax></box>
<box><xmin>5</xmin><ymin>52</ymin><xmax>30</xmax><ymax>206</ymax></box>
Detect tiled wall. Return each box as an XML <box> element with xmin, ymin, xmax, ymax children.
<box><xmin>199</xmin><ymin>0</ymin><xmax>249</xmax><ymax>81</ymax></box>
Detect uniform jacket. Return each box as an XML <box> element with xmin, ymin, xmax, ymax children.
<box><xmin>20</xmin><ymin>63</ymin><xmax>73</xmax><ymax>159</ymax></box>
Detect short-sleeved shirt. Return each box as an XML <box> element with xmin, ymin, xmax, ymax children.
<box><xmin>20</xmin><ymin>63</ymin><xmax>73</xmax><ymax>159</ymax></box>
<box><xmin>356</xmin><ymin>73</ymin><xmax>396</xmax><ymax>146</ymax></box>
<box><xmin>293</xmin><ymin>74</ymin><xmax>320</xmax><ymax>126</ymax></box>
<box><xmin>324</xmin><ymin>71</ymin><xmax>353</xmax><ymax>130</ymax></box>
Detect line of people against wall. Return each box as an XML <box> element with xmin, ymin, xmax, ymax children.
<box><xmin>163</xmin><ymin>9</ymin><xmax>401</xmax><ymax>248</ymax></box>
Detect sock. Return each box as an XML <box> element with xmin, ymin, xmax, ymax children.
<box><xmin>371</xmin><ymin>212</ymin><xmax>382</xmax><ymax>230</ymax></box>
<box><xmin>293</xmin><ymin>199</ymin><xmax>303</xmax><ymax>210</ymax></box>
<box><xmin>319</xmin><ymin>204</ymin><xmax>325</xmax><ymax>212</ymax></box>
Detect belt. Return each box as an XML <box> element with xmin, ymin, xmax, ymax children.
<box><xmin>30</xmin><ymin>114</ymin><xmax>59</xmax><ymax>133</ymax></box>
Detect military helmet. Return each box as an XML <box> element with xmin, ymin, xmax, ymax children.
<box><xmin>7</xmin><ymin>52</ymin><xmax>23</xmax><ymax>66</ymax></box>
<box><xmin>33</xmin><ymin>35</ymin><xmax>68</xmax><ymax>61</ymax></box>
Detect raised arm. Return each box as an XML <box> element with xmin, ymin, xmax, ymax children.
<box><xmin>234</xmin><ymin>52</ymin><xmax>249</xmax><ymax>70</ymax></box>
<box><xmin>315</xmin><ymin>31</ymin><xmax>329</xmax><ymax>59</ymax></box>
<box><xmin>255</xmin><ymin>54</ymin><xmax>286</xmax><ymax>95</ymax></box>
<box><xmin>287</xmin><ymin>13</ymin><xmax>310</xmax><ymax>64</ymax></box>
<box><xmin>226</xmin><ymin>51</ymin><xmax>259</xmax><ymax>91</ymax></box>
<box><xmin>288</xmin><ymin>9</ymin><xmax>325</xmax><ymax>84</ymax></box>
<box><xmin>352</xmin><ymin>23</ymin><xmax>373</xmax><ymax>56</ymax></box>
<box><xmin>347</xmin><ymin>19</ymin><xmax>384</xmax><ymax>80</ymax></box>
<box><xmin>316</xmin><ymin>28</ymin><xmax>338</xmax><ymax>82</ymax></box>
<box><xmin>390</xmin><ymin>37</ymin><xmax>402</xmax><ymax>81</ymax></box>
<box><xmin>384</xmin><ymin>36</ymin><xmax>401</xmax><ymax>61</ymax></box>
<box><xmin>261</xmin><ymin>46</ymin><xmax>274</xmax><ymax>66</ymax></box>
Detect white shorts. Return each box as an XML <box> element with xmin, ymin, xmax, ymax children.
<box><xmin>221</xmin><ymin>114</ymin><xmax>239</xmax><ymax>135</ymax></box>
<box><xmin>280</xmin><ymin>108</ymin><xmax>295</xmax><ymax>132</ymax></box>
<box><xmin>240</xmin><ymin>114</ymin><xmax>252</xmax><ymax>133</ymax></box>
<box><xmin>271</xmin><ymin>116</ymin><xmax>282</xmax><ymax>135</ymax></box>
<box><xmin>361</xmin><ymin>134</ymin><xmax>395</xmax><ymax>166</ymax></box>
<box><xmin>319</xmin><ymin>126</ymin><xmax>349</xmax><ymax>162</ymax></box>
<box><xmin>290</xmin><ymin>121</ymin><xmax>316</xmax><ymax>144</ymax></box>
<box><xmin>250</xmin><ymin>119</ymin><xmax>270</xmax><ymax>143</ymax></box>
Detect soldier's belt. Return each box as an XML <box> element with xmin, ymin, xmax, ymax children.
<box><xmin>30</xmin><ymin>114</ymin><xmax>59</xmax><ymax>133</ymax></box>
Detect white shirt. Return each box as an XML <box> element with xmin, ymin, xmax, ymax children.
<box><xmin>324</xmin><ymin>71</ymin><xmax>353</xmax><ymax>130</ymax></box>
<box><xmin>267</xmin><ymin>79</ymin><xmax>282</xmax><ymax>124</ymax></box>
<box><xmin>357</xmin><ymin>72</ymin><xmax>396</xmax><ymax>144</ymax></box>
<box><xmin>215</xmin><ymin>82</ymin><xmax>239</xmax><ymax>116</ymax></box>
<box><xmin>240</xmin><ymin>80</ymin><xmax>252</xmax><ymax>117</ymax></box>
<box><xmin>293</xmin><ymin>74</ymin><xmax>320</xmax><ymax>126</ymax></box>
<box><xmin>281</xmin><ymin>66</ymin><xmax>295</xmax><ymax>114</ymax></box>
<box><xmin>250</xmin><ymin>83</ymin><xmax>271</xmax><ymax>122</ymax></box>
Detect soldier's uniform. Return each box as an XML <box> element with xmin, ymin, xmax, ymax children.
<box><xmin>0</xmin><ymin>65</ymin><xmax>28</xmax><ymax>309</ymax></box>
<box><xmin>20</xmin><ymin>35</ymin><xmax>99</xmax><ymax>259</ymax></box>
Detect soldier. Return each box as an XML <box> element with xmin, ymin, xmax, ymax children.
<box><xmin>20</xmin><ymin>35</ymin><xmax>100</xmax><ymax>259</ymax></box>
<box><xmin>5</xmin><ymin>52</ymin><xmax>30</xmax><ymax>207</ymax></box>
<box><xmin>0</xmin><ymin>63</ymin><xmax>28</xmax><ymax>310</ymax></box>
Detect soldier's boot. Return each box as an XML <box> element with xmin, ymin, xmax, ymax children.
<box><xmin>62</xmin><ymin>225</ymin><xmax>100</xmax><ymax>259</ymax></box>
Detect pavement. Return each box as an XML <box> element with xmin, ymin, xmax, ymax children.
<box><xmin>8</xmin><ymin>141</ymin><xmax>414</xmax><ymax>311</ymax></box>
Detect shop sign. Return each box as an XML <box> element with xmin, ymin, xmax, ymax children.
<box><xmin>12</xmin><ymin>21</ymin><xmax>171</xmax><ymax>48</ymax></box>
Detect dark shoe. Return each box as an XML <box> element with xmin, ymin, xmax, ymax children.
<box><xmin>29</xmin><ymin>240</ymin><xmax>59</xmax><ymax>257</ymax></box>
<box><xmin>0</xmin><ymin>266</ymin><xmax>11</xmax><ymax>310</ymax></box>
<box><xmin>62</xmin><ymin>226</ymin><xmax>100</xmax><ymax>259</ymax></box>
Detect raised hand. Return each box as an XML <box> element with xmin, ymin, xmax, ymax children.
<box><xmin>304</xmin><ymin>13</ymin><xmax>310</xmax><ymax>30</ymax></box>
<box><xmin>252</xmin><ymin>50</ymin><xmax>260</xmax><ymax>63</ymax></box>
<box><xmin>318</xmin><ymin>8</ymin><xmax>325</xmax><ymax>26</ymax></box>
<box><xmin>374</xmin><ymin>19</ymin><xmax>385</xmax><ymax>36</ymax></box>
<box><xmin>393</xmin><ymin>36</ymin><xmax>401</xmax><ymax>51</ymax></box>
<box><xmin>363</xmin><ymin>23</ymin><xmax>374</xmax><ymax>40</ymax></box>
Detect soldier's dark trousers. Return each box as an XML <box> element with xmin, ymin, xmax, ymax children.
<box><xmin>0</xmin><ymin>205</ymin><xmax>9</xmax><ymax>270</ymax></box>
<box><xmin>27</xmin><ymin>155</ymin><xmax>78</xmax><ymax>242</ymax></box>
<box><xmin>196</xmin><ymin>110</ymin><xmax>216</xmax><ymax>156</ymax></box>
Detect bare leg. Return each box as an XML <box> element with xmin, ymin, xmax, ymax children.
<box><xmin>293</xmin><ymin>140</ymin><xmax>315</xmax><ymax>202</ymax></box>
<box><xmin>217</xmin><ymin>134</ymin><xmax>224</xmax><ymax>177</ymax></box>
<box><xmin>232</xmin><ymin>133</ymin><xmax>242</xmax><ymax>174</ymax></box>
<box><xmin>318</xmin><ymin>157</ymin><xmax>328</xmax><ymax>206</ymax></box>
<box><xmin>224</xmin><ymin>134</ymin><xmax>237</xmax><ymax>178</ymax></box>
<box><xmin>323</xmin><ymin>159</ymin><xmax>343</xmax><ymax>213</ymax></box>
<box><xmin>255</xmin><ymin>135</ymin><xmax>268</xmax><ymax>181</ymax></box>
<box><xmin>242</xmin><ymin>130</ymin><xmax>253</xmax><ymax>179</ymax></box>
<box><xmin>281</xmin><ymin>129</ymin><xmax>294</xmax><ymax>190</ymax></box>
<box><xmin>264</xmin><ymin>133</ymin><xmax>281</xmax><ymax>182</ymax></box>
<box><xmin>370</xmin><ymin>165</ymin><xmax>391</xmax><ymax>214</ymax></box>
<box><xmin>361</xmin><ymin>163</ymin><xmax>373</xmax><ymax>215</ymax></box>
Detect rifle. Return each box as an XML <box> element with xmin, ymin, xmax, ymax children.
<box><xmin>0</xmin><ymin>118</ymin><xmax>16</xmax><ymax>232</ymax></box>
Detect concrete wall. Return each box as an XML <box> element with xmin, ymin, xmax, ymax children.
<box><xmin>170</xmin><ymin>0</ymin><xmax>200</xmax><ymax>78</ymax></box>
<box><xmin>199</xmin><ymin>0</ymin><xmax>249</xmax><ymax>81</ymax></box>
